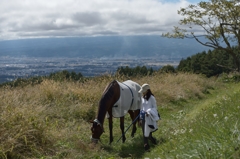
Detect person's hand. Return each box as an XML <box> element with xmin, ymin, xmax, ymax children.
<box><xmin>138</xmin><ymin>120</ymin><xmax>142</xmax><ymax>127</ymax></box>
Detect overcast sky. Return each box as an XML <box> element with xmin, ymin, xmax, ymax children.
<box><xmin>0</xmin><ymin>0</ymin><xmax>203</xmax><ymax>41</ymax></box>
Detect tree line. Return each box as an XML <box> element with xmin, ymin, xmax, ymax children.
<box><xmin>117</xmin><ymin>47</ymin><xmax>240</xmax><ymax>78</ymax></box>
<box><xmin>177</xmin><ymin>48</ymin><xmax>239</xmax><ymax>77</ymax></box>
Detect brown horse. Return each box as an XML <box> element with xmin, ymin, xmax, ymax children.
<box><xmin>90</xmin><ymin>80</ymin><xmax>141</xmax><ymax>144</ymax></box>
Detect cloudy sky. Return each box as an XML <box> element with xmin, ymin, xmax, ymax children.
<box><xmin>0</xmin><ymin>0</ymin><xmax>202</xmax><ymax>41</ymax></box>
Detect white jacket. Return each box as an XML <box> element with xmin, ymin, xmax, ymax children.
<box><xmin>141</xmin><ymin>95</ymin><xmax>160</xmax><ymax>137</ymax></box>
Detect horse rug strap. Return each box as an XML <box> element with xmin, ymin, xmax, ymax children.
<box><xmin>111</xmin><ymin>80</ymin><xmax>141</xmax><ymax>118</ymax></box>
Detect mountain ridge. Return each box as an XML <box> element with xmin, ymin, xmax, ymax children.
<box><xmin>0</xmin><ymin>36</ymin><xmax>209</xmax><ymax>59</ymax></box>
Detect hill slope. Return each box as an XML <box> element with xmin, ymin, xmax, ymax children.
<box><xmin>0</xmin><ymin>73</ymin><xmax>239</xmax><ymax>158</ymax></box>
<box><xmin>153</xmin><ymin>78</ymin><xmax>240</xmax><ymax>158</ymax></box>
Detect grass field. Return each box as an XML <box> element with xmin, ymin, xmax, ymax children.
<box><xmin>0</xmin><ymin>73</ymin><xmax>239</xmax><ymax>159</ymax></box>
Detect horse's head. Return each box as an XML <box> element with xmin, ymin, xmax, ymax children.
<box><xmin>90</xmin><ymin>119</ymin><xmax>104</xmax><ymax>143</ymax></box>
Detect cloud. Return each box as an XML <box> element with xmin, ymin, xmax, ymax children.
<box><xmin>72</xmin><ymin>12</ymin><xmax>106</xmax><ymax>26</ymax></box>
<box><xmin>0</xmin><ymin>0</ymin><xmax>193</xmax><ymax>40</ymax></box>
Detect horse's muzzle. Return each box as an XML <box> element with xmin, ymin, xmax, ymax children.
<box><xmin>90</xmin><ymin>137</ymin><xmax>99</xmax><ymax>144</ymax></box>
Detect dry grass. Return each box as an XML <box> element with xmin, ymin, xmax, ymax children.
<box><xmin>134</xmin><ymin>73</ymin><xmax>217</xmax><ymax>106</ymax></box>
<box><xmin>0</xmin><ymin>73</ymin><xmax>221</xmax><ymax>158</ymax></box>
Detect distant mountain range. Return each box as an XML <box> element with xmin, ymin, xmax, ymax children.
<box><xmin>0</xmin><ymin>36</ymin><xmax>209</xmax><ymax>59</ymax></box>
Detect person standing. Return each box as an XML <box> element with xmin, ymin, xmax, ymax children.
<box><xmin>139</xmin><ymin>83</ymin><xmax>160</xmax><ymax>151</ymax></box>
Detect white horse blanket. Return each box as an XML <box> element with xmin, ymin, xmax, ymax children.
<box><xmin>108</xmin><ymin>80</ymin><xmax>141</xmax><ymax>118</ymax></box>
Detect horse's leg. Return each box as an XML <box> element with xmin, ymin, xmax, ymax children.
<box><xmin>120</xmin><ymin>117</ymin><xmax>126</xmax><ymax>143</ymax></box>
<box><xmin>134</xmin><ymin>109</ymin><xmax>140</xmax><ymax>125</ymax></box>
<box><xmin>128</xmin><ymin>109</ymin><xmax>140</xmax><ymax>137</ymax></box>
<box><xmin>108</xmin><ymin>110</ymin><xmax>113</xmax><ymax>144</ymax></box>
<box><xmin>128</xmin><ymin>110</ymin><xmax>136</xmax><ymax>137</ymax></box>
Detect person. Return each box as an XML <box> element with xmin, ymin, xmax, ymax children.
<box><xmin>139</xmin><ymin>83</ymin><xmax>160</xmax><ymax>151</ymax></box>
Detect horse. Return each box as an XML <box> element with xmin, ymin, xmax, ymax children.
<box><xmin>90</xmin><ymin>80</ymin><xmax>141</xmax><ymax>144</ymax></box>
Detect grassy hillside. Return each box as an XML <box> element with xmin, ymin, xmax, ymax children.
<box><xmin>0</xmin><ymin>73</ymin><xmax>239</xmax><ymax>158</ymax></box>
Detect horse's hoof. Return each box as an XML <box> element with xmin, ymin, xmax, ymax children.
<box><xmin>109</xmin><ymin>139</ymin><xmax>113</xmax><ymax>145</ymax></box>
<box><xmin>131</xmin><ymin>127</ymin><xmax>137</xmax><ymax>137</ymax></box>
<box><xmin>122</xmin><ymin>136</ymin><xmax>126</xmax><ymax>143</ymax></box>
<box><xmin>131</xmin><ymin>130</ymin><xmax>136</xmax><ymax>137</ymax></box>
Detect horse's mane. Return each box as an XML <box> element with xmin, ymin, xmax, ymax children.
<box><xmin>97</xmin><ymin>80</ymin><xmax>119</xmax><ymax>123</ymax></box>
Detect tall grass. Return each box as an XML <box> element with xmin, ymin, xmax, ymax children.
<box><xmin>0</xmin><ymin>73</ymin><xmax>231</xmax><ymax>158</ymax></box>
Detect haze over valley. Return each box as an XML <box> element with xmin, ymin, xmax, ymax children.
<box><xmin>0</xmin><ymin>36</ymin><xmax>208</xmax><ymax>83</ymax></box>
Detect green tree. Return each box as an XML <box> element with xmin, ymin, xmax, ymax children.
<box><xmin>177</xmin><ymin>57</ymin><xmax>192</xmax><ymax>72</ymax></box>
<box><xmin>163</xmin><ymin>0</ymin><xmax>240</xmax><ymax>72</ymax></box>
<box><xmin>160</xmin><ymin>65</ymin><xmax>176</xmax><ymax>73</ymax></box>
<box><xmin>49</xmin><ymin>70</ymin><xmax>83</xmax><ymax>81</ymax></box>
<box><xmin>116</xmin><ymin>66</ymin><xmax>155</xmax><ymax>77</ymax></box>
<box><xmin>177</xmin><ymin>49</ymin><xmax>234</xmax><ymax>77</ymax></box>
<box><xmin>140</xmin><ymin>66</ymin><xmax>148</xmax><ymax>76</ymax></box>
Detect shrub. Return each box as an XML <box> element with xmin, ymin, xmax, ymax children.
<box><xmin>159</xmin><ymin>65</ymin><xmax>175</xmax><ymax>73</ymax></box>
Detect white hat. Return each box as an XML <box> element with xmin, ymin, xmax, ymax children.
<box><xmin>139</xmin><ymin>83</ymin><xmax>150</xmax><ymax>93</ymax></box>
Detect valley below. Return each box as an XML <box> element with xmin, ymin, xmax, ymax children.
<box><xmin>0</xmin><ymin>56</ymin><xmax>179</xmax><ymax>83</ymax></box>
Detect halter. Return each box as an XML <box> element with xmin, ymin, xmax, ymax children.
<box><xmin>93</xmin><ymin>119</ymin><xmax>102</xmax><ymax>127</ymax></box>
<box><xmin>91</xmin><ymin>119</ymin><xmax>104</xmax><ymax>143</ymax></box>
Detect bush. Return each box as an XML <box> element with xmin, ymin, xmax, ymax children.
<box><xmin>49</xmin><ymin>70</ymin><xmax>83</xmax><ymax>81</ymax></box>
<box><xmin>159</xmin><ymin>65</ymin><xmax>175</xmax><ymax>73</ymax></box>
<box><xmin>116</xmin><ymin>66</ymin><xmax>154</xmax><ymax>77</ymax></box>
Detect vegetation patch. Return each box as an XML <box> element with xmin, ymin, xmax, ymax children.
<box><xmin>0</xmin><ymin>73</ymin><xmax>239</xmax><ymax>158</ymax></box>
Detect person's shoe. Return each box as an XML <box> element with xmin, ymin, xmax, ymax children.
<box><xmin>144</xmin><ymin>144</ymin><xmax>150</xmax><ymax>151</ymax></box>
